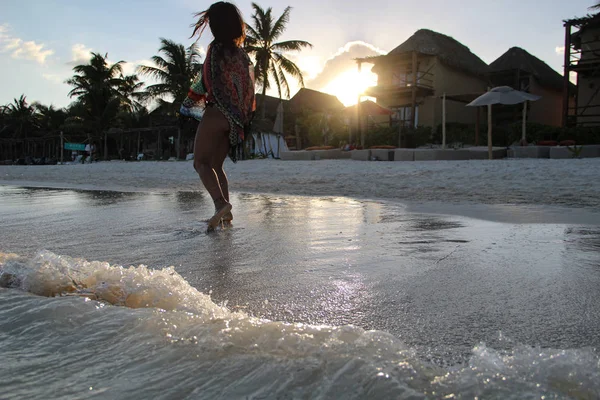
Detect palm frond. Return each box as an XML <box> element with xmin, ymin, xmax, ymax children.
<box><xmin>143</xmin><ymin>83</ymin><xmax>174</xmax><ymax>97</ymax></box>
<box><xmin>274</xmin><ymin>53</ymin><xmax>305</xmax><ymax>87</ymax></box>
<box><xmin>107</xmin><ymin>61</ymin><xmax>125</xmax><ymax>77</ymax></box>
<box><xmin>247</xmin><ymin>3</ymin><xmax>309</xmax><ymax>97</ymax></box>
<box><xmin>149</xmin><ymin>55</ymin><xmax>171</xmax><ymax>71</ymax></box>
<box><xmin>271</xmin><ymin>40</ymin><xmax>313</xmax><ymax>52</ymax></box>
<box><xmin>137</xmin><ymin>65</ymin><xmax>169</xmax><ymax>81</ymax></box>
<box><xmin>251</xmin><ymin>3</ymin><xmax>267</xmax><ymax>36</ymax></box>
<box><xmin>271</xmin><ymin>6</ymin><xmax>291</xmax><ymax>42</ymax></box>
<box><xmin>270</xmin><ymin>64</ymin><xmax>284</xmax><ymax>99</ymax></box>
<box><xmin>275</xmin><ymin>64</ymin><xmax>292</xmax><ymax>99</ymax></box>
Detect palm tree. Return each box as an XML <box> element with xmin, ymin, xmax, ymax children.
<box><xmin>3</xmin><ymin>95</ymin><xmax>39</xmax><ymax>139</ymax></box>
<box><xmin>118</xmin><ymin>74</ymin><xmax>146</xmax><ymax>113</ymax></box>
<box><xmin>34</xmin><ymin>103</ymin><xmax>67</xmax><ymax>134</ymax></box>
<box><xmin>138</xmin><ymin>38</ymin><xmax>203</xmax><ymax>158</ymax></box>
<box><xmin>245</xmin><ymin>3</ymin><xmax>312</xmax><ymax>118</ymax></box>
<box><xmin>66</xmin><ymin>54</ymin><xmax>125</xmax><ymax>128</ymax></box>
<box><xmin>0</xmin><ymin>105</ymin><xmax>8</xmax><ymax>138</ymax></box>
<box><xmin>66</xmin><ymin>52</ymin><xmax>129</xmax><ymax>158</ymax></box>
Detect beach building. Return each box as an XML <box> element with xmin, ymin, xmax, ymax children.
<box><xmin>288</xmin><ymin>88</ymin><xmax>345</xmax><ymax>149</ymax></box>
<box><xmin>563</xmin><ymin>13</ymin><xmax>600</xmax><ymax>127</ymax></box>
<box><xmin>356</xmin><ymin>29</ymin><xmax>489</xmax><ymax>146</ymax></box>
<box><xmin>489</xmin><ymin>47</ymin><xmax>570</xmax><ymax>128</ymax></box>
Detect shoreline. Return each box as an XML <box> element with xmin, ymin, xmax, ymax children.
<box><xmin>2</xmin><ymin>158</ymin><xmax>600</xmax><ymax>225</ymax></box>
<box><xmin>2</xmin><ymin>181</ymin><xmax>600</xmax><ymax>226</ymax></box>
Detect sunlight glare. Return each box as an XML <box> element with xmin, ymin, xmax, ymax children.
<box><xmin>321</xmin><ymin>66</ymin><xmax>377</xmax><ymax>107</ymax></box>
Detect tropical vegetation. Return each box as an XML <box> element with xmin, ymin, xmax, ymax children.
<box><xmin>244</xmin><ymin>3</ymin><xmax>312</xmax><ymax>118</ymax></box>
<box><xmin>1</xmin><ymin>3</ymin><xmax>310</xmax><ymax>162</ymax></box>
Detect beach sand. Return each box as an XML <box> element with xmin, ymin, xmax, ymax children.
<box><xmin>2</xmin><ymin>158</ymin><xmax>600</xmax><ymax>212</ymax></box>
<box><xmin>2</xmin><ymin>159</ymin><xmax>600</xmax><ymax>398</ymax></box>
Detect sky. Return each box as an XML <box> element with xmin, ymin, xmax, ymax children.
<box><xmin>0</xmin><ymin>0</ymin><xmax>595</xmax><ymax>108</ymax></box>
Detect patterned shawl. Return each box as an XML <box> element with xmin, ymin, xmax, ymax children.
<box><xmin>181</xmin><ymin>42</ymin><xmax>255</xmax><ymax>162</ymax></box>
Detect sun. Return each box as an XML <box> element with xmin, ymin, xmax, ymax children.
<box><xmin>321</xmin><ymin>67</ymin><xmax>378</xmax><ymax>107</ymax></box>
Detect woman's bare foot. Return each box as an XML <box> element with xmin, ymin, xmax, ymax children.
<box><xmin>222</xmin><ymin>211</ymin><xmax>233</xmax><ymax>223</ymax></box>
<box><xmin>207</xmin><ymin>202</ymin><xmax>232</xmax><ymax>231</ymax></box>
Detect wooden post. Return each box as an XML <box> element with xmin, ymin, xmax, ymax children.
<box><xmin>357</xmin><ymin>61</ymin><xmax>363</xmax><ymax>147</ymax></box>
<box><xmin>442</xmin><ymin>92</ymin><xmax>447</xmax><ymax>148</ymax></box>
<box><xmin>522</xmin><ymin>101</ymin><xmax>527</xmax><ymax>142</ymax></box>
<box><xmin>104</xmin><ymin>132</ymin><xmax>108</xmax><ymax>160</ymax></box>
<box><xmin>487</xmin><ymin>104</ymin><xmax>493</xmax><ymax>160</ymax></box>
<box><xmin>562</xmin><ymin>22</ymin><xmax>572</xmax><ymax>127</ymax></box>
<box><xmin>295</xmin><ymin>123</ymin><xmax>301</xmax><ymax>150</ymax></box>
<box><xmin>157</xmin><ymin>130</ymin><xmax>161</xmax><ymax>159</ymax></box>
<box><xmin>398</xmin><ymin>122</ymin><xmax>402</xmax><ymax>148</ymax></box>
<box><xmin>60</xmin><ymin>131</ymin><xmax>64</xmax><ymax>164</ymax></box>
<box><xmin>176</xmin><ymin>126</ymin><xmax>182</xmax><ymax>160</ymax></box>
<box><xmin>410</xmin><ymin>51</ymin><xmax>418</xmax><ymax>128</ymax></box>
<box><xmin>475</xmin><ymin>108</ymin><xmax>480</xmax><ymax>146</ymax></box>
<box><xmin>515</xmin><ymin>70</ymin><xmax>521</xmax><ymax>123</ymax></box>
<box><xmin>348</xmin><ymin>118</ymin><xmax>352</xmax><ymax>146</ymax></box>
<box><xmin>119</xmin><ymin>132</ymin><xmax>123</xmax><ymax>159</ymax></box>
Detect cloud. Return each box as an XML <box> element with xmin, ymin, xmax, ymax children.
<box><xmin>69</xmin><ymin>43</ymin><xmax>93</xmax><ymax>65</ymax></box>
<box><xmin>0</xmin><ymin>24</ymin><xmax>9</xmax><ymax>39</ymax></box>
<box><xmin>307</xmin><ymin>41</ymin><xmax>385</xmax><ymax>90</ymax></box>
<box><xmin>66</xmin><ymin>45</ymin><xmax>153</xmax><ymax>79</ymax></box>
<box><xmin>122</xmin><ymin>59</ymin><xmax>157</xmax><ymax>76</ymax></box>
<box><xmin>0</xmin><ymin>24</ymin><xmax>54</xmax><ymax>64</ymax></box>
<box><xmin>328</xmin><ymin>41</ymin><xmax>387</xmax><ymax>61</ymax></box>
<box><xmin>555</xmin><ymin>46</ymin><xmax>565</xmax><ymax>55</ymax></box>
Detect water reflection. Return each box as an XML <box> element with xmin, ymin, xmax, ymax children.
<box><xmin>563</xmin><ymin>227</ymin><xmax>600</xmax><ymax>272</ymax></box>
<box><xmin>409</xmin><ymin>218</ymin><xmax>464</xmax><ymax>232</ymax></box>
<box><xmin>565</xmin><ymin>227</ymin><xmax>600</xmax><ymax>253</ymax></box>
<box><xmin>73</xmin><ymin>190</ymin><xmax>143</xmax><ymax>207</ymax></box>
<box><xmin>2</xmin><ymin>185</ymin><xmax>600</xmax><ymax>360</ymax></box>
<box><xmin>174</xmin><ymin>191</ymin><xmax>205</xmax><ymax>212</ymax></box>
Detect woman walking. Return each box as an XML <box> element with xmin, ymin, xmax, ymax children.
<box><xmin>181</xmin><ymin>1</ymin><xmax>255</xmax><ymax>230</ymax></box>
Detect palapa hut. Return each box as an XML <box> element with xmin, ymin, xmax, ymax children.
<box><xmin>357</xmin><ymin>29</ymin><xmax>489</xmax><ymax>135</ymax></box>
<box><xmin>288</xmin><ymin>88</ymin><xmax>345</xmax><ymax>149</ymax></box>
<box><xmin>253</xmin><ymin>94</ymin><xmax>291</xmax><ymax>135</ymax></box>
<box><xmin>489</xmin><ymin>47</ymin><xmax>570</xmax><ymax>127</ymax></box>
<box><xmin>288</xmin><ymin>88</ymin><xmax>345</xmax><ymax>114</ymax></box>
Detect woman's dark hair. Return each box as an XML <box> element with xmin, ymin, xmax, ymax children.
<box><xmin>192</xmin><ymin>2</ymin><xmax>246</xmax><ymax>47</ymax></box>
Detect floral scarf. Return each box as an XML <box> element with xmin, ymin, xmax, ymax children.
<box><xmin>180</xmin><ymin>41</ymin><xmax>255</xmax><ymax>162</ymax></box>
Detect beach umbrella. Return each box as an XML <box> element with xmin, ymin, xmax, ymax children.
<box><xmin>467</xmin><ymin>86</ymin><xmax>541</xmax><ymax>159</ymax></box>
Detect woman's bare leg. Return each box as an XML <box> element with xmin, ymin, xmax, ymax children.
<box><xmin>211</xmin><ymin>124</ymin><xmax>233</xmax><ymax>221</ymax></box>
<box><xmin>194</xmin><ymin>107</ymin><xmax>230</xmax><ymax>212</ymax></box>
<box><xmin>215</xmin><ymin>168</ymin><xmax>229</xmax><ymax>202</ymax></box>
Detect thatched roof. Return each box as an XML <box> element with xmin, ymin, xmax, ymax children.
<box><xmin>489</xmin><ymin>47</ymin><xmax>564</xmax><ymax>92</ymax></box>
<box><xmin>565</xmin><ymin>13</ymin><xmax>600</xmax><ymax>30</ymax></box>
<box><xmin>382</xmin><ymin>29</ymin><xmax>489</xmax><ymax>77</ymax></box>
<box><xmin>252</xmin><ymin>94</ymin><xmax>289</xmax><ymax>133</ymax></box>
<box><xmin>289</xmin><ymin>88</ymin><xmax>344</xmax><ymax>114</ymax></box>
<box><xmin>255</xmin><ymin>94</ymin><xmax>288</xmax><ymax>120</ymax></box>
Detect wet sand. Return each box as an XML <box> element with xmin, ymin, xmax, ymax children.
<box><xmin>2</xmin><ymin>186</ymin><xmax>599</xmax><ymax>366</ymax></box>
<box><xmin>2</xmin><ymin>158</ymin><xmax>600</xmax><ymax>208</ymax></box>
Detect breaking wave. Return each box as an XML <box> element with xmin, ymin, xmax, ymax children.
<box><xmin>1</xmin><ymin>251</ymin><xmax>599</xmax><ymax>399</ymax></box>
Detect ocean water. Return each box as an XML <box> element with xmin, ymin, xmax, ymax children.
<box><xmin>1</xmin><ymin>186</ymin><xmax>600</xmax><ymax>399</ymax></box>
